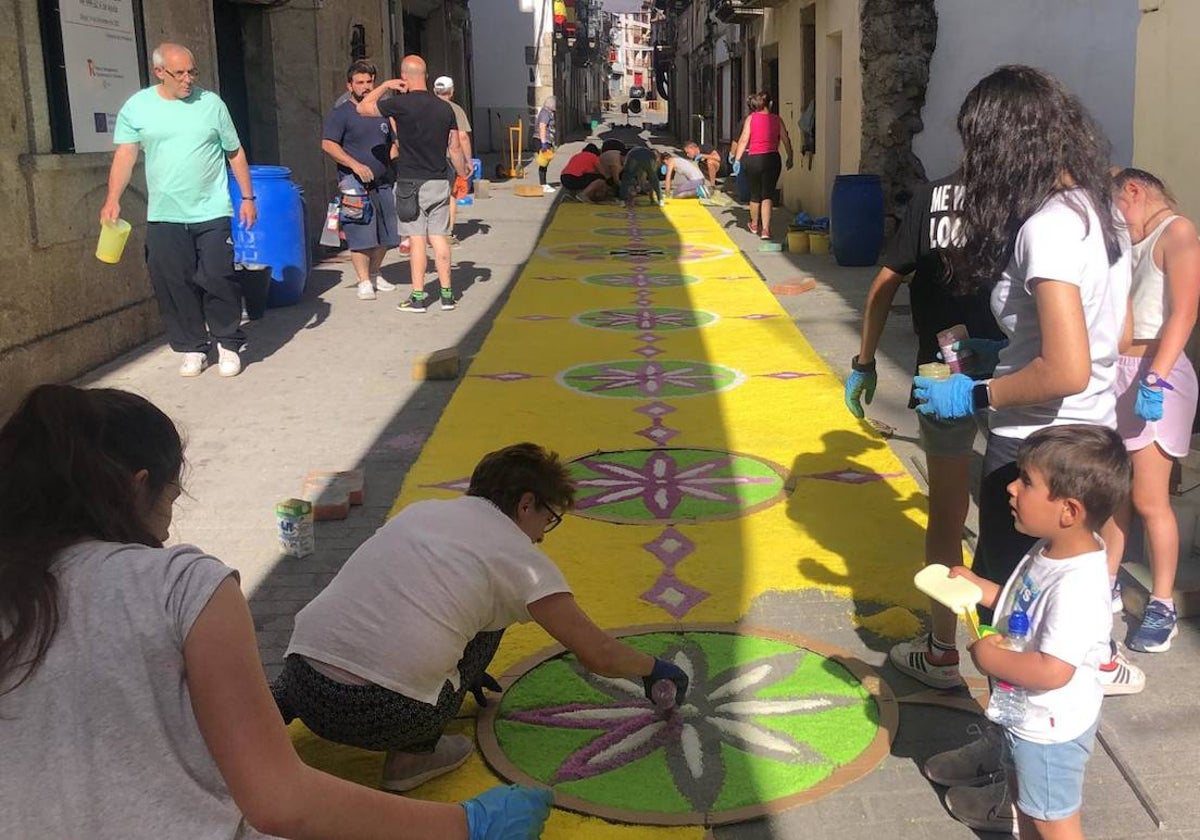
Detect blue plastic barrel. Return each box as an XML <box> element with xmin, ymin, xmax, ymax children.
<box><xmin>229</xmin><ymin>165</ymin><xmax>308</xmax><ymax>307</ymax></box>
<box><xmin>830</xmin><ymin>174</ymin><xmax>885</xmax><ymax>266</ymax></box>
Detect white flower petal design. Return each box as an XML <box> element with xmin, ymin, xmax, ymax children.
<box><xmin>708</xmin><ymin>717</ymin><xmax>804</xmax><ymax>756</ymax></box>
<box><xmin>681</xmin><ymin>723</ymin><xmax>704</xmax><ymax>779</ymax></box>
<box><xmin>714</xmin><ymin>698</ymin><xmax>834</xmax><ymax>716</ymax></box>
<box><xmin>673</xmin><ymin>651</ymin><xmax>695</xmax><ymax>683</ymax></box>
<box><xmin>589</xmin><ymin>720</ymin><xmax>667</xmax><ymax>766</ymax></box>
<box><xmin>707</xmin><ymin>664</ymin><xmax>773</xmax><ymax>700</ymax></box>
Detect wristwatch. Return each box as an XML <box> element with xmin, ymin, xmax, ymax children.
<box><xmin>972</xmin><ymin>380</ymin><xmax>992</xmax><ymax>412</ymax></box>
<box><xmin>1145</xmin><ymin>371</ymin><xmax>1175</xmax><ymax>391</ymax></box>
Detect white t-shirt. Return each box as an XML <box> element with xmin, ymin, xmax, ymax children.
<box><xmin>0</xmin><ymin>542</ymin><xmax>273</xmax><ymax>839</ymax></box>
<box><xmin>989</xmin><ymin>190</ymin><xmax>1131</xmax><ymax>437</ymax></box>
<box><xmin>993</xmin><ymin>540</ymin><xmax>1112</xmax><ymax>744</ymax></box>
<box><xmin>287</xmin><ymin>496</ymin><xmax>571</xmax><ymax>704</ymax></box>
<box><xmin>670</xmin><ymin>156</ymin><xmax>705</xmax><ymax>182</ymax></box>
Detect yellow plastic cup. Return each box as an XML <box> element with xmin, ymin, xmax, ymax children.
<box><xmin>808</xmin><ymin>232</ymin><xmax>830</xmax><ymax>255</ymax></box>
<box><xmin>787</xmin><ymin>230</ymin><xmax>810</xmax><ymax>253</ymax></box>
<box><xmin>917</xmin><ymin>362</ymin><xmax>952</xmax><ymax>380</ymax></box>
<box><xmin>96</xmin><ymin>219</ymin><xmax>132</xmax><ymax>264</ymax></box>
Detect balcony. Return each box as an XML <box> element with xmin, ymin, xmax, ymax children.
<box><xmin>711</xmin><ymin>0</ymin><xmax>764</xmax><ymax>23</ymax></box>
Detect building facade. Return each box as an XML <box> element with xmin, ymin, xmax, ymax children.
<box><xmin>1</xmin><ymin>0</ymin><xmax>470</xmax><ymax>417</ymax></box>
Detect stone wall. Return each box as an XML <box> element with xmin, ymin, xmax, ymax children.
<box><xmin>858</xmin><ymin>0</ymin><xmax>937</xmax><ymax>229</ymax></box>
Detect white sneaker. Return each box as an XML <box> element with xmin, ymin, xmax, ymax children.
<box><xmin>356</xmin><ymin>281</ymin><xmax>376</xmax><ymax>300</ymax></box>
<box><xmin>541</xmin><ymin>184</ymin><xmax>557</xmax><ymax>194</ymax></box>
<box><xmin>374</xmin><ymin>276</ymin><xmax>397</xmax><ymax>292</ymax></box>
<box><xmin>1098</xmin><ymin>641</ymin><xmax>1146</xmax><ymax>695</ymax></box>
<box><xmin>924</xmin><ymin>724</ymin><xmax>1004</xmax><ymax>787</ymax></box>
<box><xmin>217</xmin><ymin>345</ymin><xmax>242</xmax><ymax>378</ymax></box>
<box><xmin>889</xmin><ymin>634</ymin><xmax>962</xmax><ymax>689</ymax></box>
<box><xmin>178</xmin><ymin>352</ymin><xmax>208</xmax><ymax>377</ymax></box>
<box><xmin>380</xmin><ymin>735</ymin><xmax>472</xmax><ymax>792</ymax></box>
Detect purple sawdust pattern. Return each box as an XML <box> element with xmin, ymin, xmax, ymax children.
<box><xmin>635</xmin><ymin>421</ymin><xmax>680</xmax><ymax>446</ymax></box>
<box><xmin>641</xmin><ymin>572</ymin><xmax>709</xmax><ymax>618</ymax></box>
<box><xmin>516</xmin><ymin>314</ymin><xmax>563</xmax><ymax>321</ymax></box>
<box><xmin>420</xmin><ymin>476</ymin><xmax>471</xmax><ymax>492</ymax></box>
<box><xmin>642</xmin><ymin>526</ymin><xmax>696</xmax><ymax>568</ymax></box>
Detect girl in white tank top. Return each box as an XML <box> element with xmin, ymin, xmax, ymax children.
<box><xmin>1109</xmin><ymin>168</ymin><xmax>1200</xmax><ymax>653</ymax></box>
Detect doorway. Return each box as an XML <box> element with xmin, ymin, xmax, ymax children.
<box><xmin>213</xmin><ymin>0</ymin><xmax>252</xmax><ymax>160</ymax></box>
<box><xmin>825</xmin><ymin>32</ymin><xmax>843</xmax><ymax>198</ymax></box>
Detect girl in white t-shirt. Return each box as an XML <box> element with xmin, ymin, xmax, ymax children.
<box><xmin>1108</xmin><ymin>168</ymin><xmax>1200</xmax><ymax>653</ymax></box>
<box><xmin>912</xmin><ymin>65</ymin><xmax>1137</xmax><ymax>834</ymax></box>
<box><xmin>0</xmin><ymin>385</ymin><xmax>551</xmax><ymax>840</ymax></box>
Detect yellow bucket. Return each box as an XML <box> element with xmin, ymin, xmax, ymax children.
<box><xmin>787</xmin><ymin>230</ymin><xmax>810</xmax><ymax>254</ymax></box>
<box><xmin>808</xmin><ymin>232</ymin><xmax>831</xmax><ymax>255</ymax></box>
<box><xmin>96</xmin><ymin>219</ymin><xmax>132</xmax><ymax>264</ymax></box>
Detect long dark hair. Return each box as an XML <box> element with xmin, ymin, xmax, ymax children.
<box><xmin>949</xmin><ymin>65</ymin><xmax>1122</xmax><ymax>293</ymax></box>
<box><xmin>0</xmin><ymin>385</ymin><xmax>184</xmax><ymax>695</ymax></box>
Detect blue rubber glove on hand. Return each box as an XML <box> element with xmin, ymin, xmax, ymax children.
<box><xmin>1135</xmin><ymin>380</ymin><xmax>1165</xmax><ymax>422</ymax></box>
<box><xmin>913</xmin><ymin>373</ymin><xmax>976</xmax><ymax>420</ymax></box>
<box><xmin>463</xmin><ymin>785</ymin><xmax>554</xmax><ymax>840</ymax></box>
<box><xmin>642</xmin><ymin>657</ymin><xmax>689</xmax><ymax>704</ymax></box>
<box><xmin>955</xmin><ymin>337</ymin><xmax>1009</xmax><ymax>378</ymax></box>
<box><xmin>844</xmin><ymin>368</ymin><xmax>877</xmax><ymax>419</ymax></box>
<box><xmin>731</xmin><ymin>159</ymin><xmax>742</xmax><ymax>177</ymax></box>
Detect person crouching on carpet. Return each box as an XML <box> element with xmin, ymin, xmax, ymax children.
<box><xmin>0</xmin><ymin>385</ymin><xmax>552</xmax><ymax>840</ymax></box>
<box><xmin>272</xmin><ymin>442</ymin><xmax>690</xmax><ymax>793</ymax></box>
<box><xmin>620</xmin><ymin>146</ymin><xmax>665</xmax><ymax>206</ymax></box>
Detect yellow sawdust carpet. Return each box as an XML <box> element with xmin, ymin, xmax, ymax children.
<box><xmin>289</xmin><ymin>198</ymin><xmax>931</xmax><ymax>837</ymax></box>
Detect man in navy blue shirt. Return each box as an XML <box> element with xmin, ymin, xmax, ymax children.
<box><xmin>322</xmin><ymin>60</ymin><xmax>399</xmax><ymax>301</ymax></box>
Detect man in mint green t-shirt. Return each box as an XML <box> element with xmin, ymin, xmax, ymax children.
<box><xmin>102</xmin><ymin>42</ymin><xmax>257</xmax><ymax>378</ymax></box>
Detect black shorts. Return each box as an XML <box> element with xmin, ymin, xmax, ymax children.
<box><xmin>973</xmin><ymin>433</ymin><xmax>1038</xmax><ymax>624</ymax></box>
<box><xmin>744</xmin><ymin>152</ymin><xmax>782</xmax><ymax>203</ymax></box>
<box><xmin>561</xmin><ymin>172</ymin><xmax>605</xmax><ymax>192</ymax></box>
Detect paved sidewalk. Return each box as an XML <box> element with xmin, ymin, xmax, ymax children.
<box><xmin>77</xmin><ymin>126</ymin><xmax>1199</xmax><ymax>839</ymax></box>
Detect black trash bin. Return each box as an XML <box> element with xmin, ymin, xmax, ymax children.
<box><xmin>235</xmin><ymin>263</ymin><xmax>272</xmax><ymax>321</ymax></box>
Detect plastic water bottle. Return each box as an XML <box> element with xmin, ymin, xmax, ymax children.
<box><xmin>986</xmin><ymin>610</ymin><xmax>1030</xmax><ymax>727</ymax></box>
<box><xmin>650</xmin><ymin>679</ymin><xmax>678</xmax><ymax>713</ymax></box>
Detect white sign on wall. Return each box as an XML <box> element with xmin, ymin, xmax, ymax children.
<box><xmin>58</xmin><ymin>0</ymin><xmax>142</xmax><ymax>153</ymax></box>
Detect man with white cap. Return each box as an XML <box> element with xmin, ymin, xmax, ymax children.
<box><xmin>433</xmin><ymin>76</ymin><xmax>473</xmax><ymax>243</ymax></box>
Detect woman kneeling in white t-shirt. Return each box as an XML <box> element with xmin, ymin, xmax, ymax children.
<box><xmin>0</xmin><ymin>386</ymin><xmax>552</xmax><ymax>840</ymax></box>
<box><xmin>273</xmin><ymin>442</ymin><xmax>690</xmax><ymax>792</ymax></box>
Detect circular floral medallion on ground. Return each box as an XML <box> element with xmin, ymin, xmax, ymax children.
<box><xmin>565</xmin><ymin>448</ymin><xmax>786</xmax><ymax>523</ymax></box>
<box><xmin>559</xmin><ymin>360</ymin><xmax>743</xmax><ymax>399</ymax></box>
<box><xmin>593</xmin><ymin>226</ymin><xmax>676</xmax><ymax>239</ymax></box>
<box><xmin>477</xmin><ymin>626</ymin><xmax>895</xmax><ymax>826</ymax></box>
<box><xmin>575</xmin><ymin>308</ymin><xmax>717</xmax><ymax>331</ymax></box>
<box><xmin>539</xmin><ymin>243</ymin><xmax>735</xmax><ymax>264</ymax></box>
<box><xmin>581</xmin><ymin>273</ymin><xmax>701</xmax><ymax>288</ymax></box>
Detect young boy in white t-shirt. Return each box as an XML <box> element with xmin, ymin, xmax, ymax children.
<box><xmin>948</xmin><ymin>424</ymin><xmax>1130</xmax><ymax>840</ymax></box>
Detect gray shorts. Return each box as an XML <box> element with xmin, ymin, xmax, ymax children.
<box><xmin>396</xmin><ymin>179</ymin><xmax>451</xmax><ymax>237</ymax></box>
<box><xmin>917</xmin><ymin>411</ymin><xmax>985</xmax><ymax>458</ymax></box>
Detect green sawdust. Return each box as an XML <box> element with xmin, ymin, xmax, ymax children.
<box><xmin>494</xmin><ymin>719</ymin><xmax>599</xmax><ymax>782</ymax></box>
<box><xmin>856</xmin><ymin>606</ymin><xmax>922</xmax><ymax>641</ymax></box>
<box><xmin>558</xmin><ymin>750</ymin><xmax>694</xmax><ymax>813</ymax></box>
<box><xmin>498</xmin><ymin>656</ymin><xmax>615</xmax><ymax>711</ymax></box>
<box><xmin>711</xmin><ymin>742</ymin><xmax>831</xmax><ymax>811</ymax></box>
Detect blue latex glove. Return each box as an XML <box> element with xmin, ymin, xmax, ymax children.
<box><xmin>539</xmin><ymin>142</ymin><xmax>552</xmax><ymax>152</ymax></box>
<box><xmin>642</xmin><ymin>657</ymin><xmax>689</xmax><ymax>704</ymax></box>
<box><xmin>1135</xmin><ymin>380</ymin><xmax>1165</xmax><ymax>422</ymax></box>
<box><xmin>844</xmin><ymin>368</ymin><xmax>877</xmax><ymax>419</ymax></box>
<box><xmin>463</xmin><ymin>785</ymin><xmax>553</xmax><ymax>840</ymax></box>
<box><xmin>954</xmin><ymin>337</ymin><xmax>1009</xmax><ymax>378</ymax></box>
<box><xmin>731</xmin><ymin>159</ymin><xmax>742</xmax><ymax>177</ymax></box>
<box><xmin>913</xmin><ymin>373</ymin><xmax>976</xmax><ymax>420</ymax></box>
<box><xmin>728</xmin><ymin>152</ymin><xmax>737</xmax><ymax>165</ymax></box>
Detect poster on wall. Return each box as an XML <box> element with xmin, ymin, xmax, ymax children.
<box><xmin>58</xmin><ymin>0</ymin><xmax>143</xmax><ymax>153</ymax></box>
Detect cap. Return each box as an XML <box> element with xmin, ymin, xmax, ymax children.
<box><xmin>433</xmin><ymin>76</ymin><xmax>454</xmax><ymax>93</ymax></box>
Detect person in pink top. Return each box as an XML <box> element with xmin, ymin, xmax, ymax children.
<box><xmin>732</xmin><ymin>91</ymin><xmax>794</xmax><ymax>241</ymax></box>
<box><xmin>1106</xmin><ymin>167</ymin><xmax>1200</xmax><ymax>653</ymax></box>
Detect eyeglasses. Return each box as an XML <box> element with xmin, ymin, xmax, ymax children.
<box><xmin>163</xmin><ymin>67</ymin><xmax>199</xmax><ymax>80</ymax></box>
<box><xmin>541</xmin><ymin>502</ymin><xmax>563</xmax><ymax>534</ymax></box>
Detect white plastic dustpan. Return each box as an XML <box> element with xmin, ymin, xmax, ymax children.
<box><xmin>914</xmin><ymin>564</ymin><xmax>984</xmax><ymax>640</ymax></box>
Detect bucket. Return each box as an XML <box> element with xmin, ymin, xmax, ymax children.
<box><xmin>808</xmin><ymin>232</ymin><xmax>830</xmax><ymax>255</ymax></box>
<box><xmin>230</xmin><ymin>165</ymin><xmax>308</xmax><ymax>308</ymax></box>
<box><xmin>787</xmin><ymin>230</ymin><xmax>810</xmax><ymax>254</ymax></box>
<box><xmin>234</xmin><ymin>263</ymin><xmax>272</xmax><ymax>321</ymax></box>
<box><xmin>830</xmin><ymin>174</ymin><xmax>885</xmax><ymax>266</ymax></box>
<box><xmin>95</xmin><ymin>219</ymin><xmax>132</xmax><ymax>264</ymax></box>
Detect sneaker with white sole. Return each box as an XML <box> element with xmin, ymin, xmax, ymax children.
<box><xmin>1099</xmin><ymin>642</ymin><xmax>1146</xmax><ymax>695</ymax></box>
<box><xmin>398</xmin><ymin>292</ymin><xmax>428</xmax><ymax>313</ymax></box>
<box><xmin>1111</xmin><ymin>580</ymin><xmax>1124</xmax><ymax>614</ymax></box>
<box><xmin>356</xmin><ymin>281</ymin><xmax>376</xmax><ymax>300</ymax></box>
<box><xmin>541</xmin><ymin>184</ymin><xmax>556</xmax><ymax>194</ymax></box>
<box><xmin>217</xmin><ymin>345</ymin><xmax>242</xmax><ymax>378</ymax></box>
<box><xmin>374</xmin><ymin>276</ymin><xmax>397</xmax><ymax>292</ymax></box>
<box><xmin>945</xmin><ymin>777</ymin><xmax>1017</xmax><ymax>835</ymax></box>
<box><xmin>889</xmin><ymin>634</ymin><xmax>962</xmax><ymax>689</ymax></box>
<box><xmin>178</xmin><ymin>352</ymin><xmax>209</xmax><ymax>377</ymax></box>
<box><xmin>439</xmin><ymin>289</ymin><xmax>456</xmax><ymax>311</ymax></box>
<box><xmin>1128</xmin><ymin>600</ymin><xmax>1179</xmax><ymax>653</ymax></box>
<box><xmin>924</xmin><ymin>723</ymin><xmax>1004</xmax><ymax>787</ymax></box>
<box><xmin>380</xmin><ymin>734</ymin><xmax>472</xmax><ymax>792</ymax></box>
